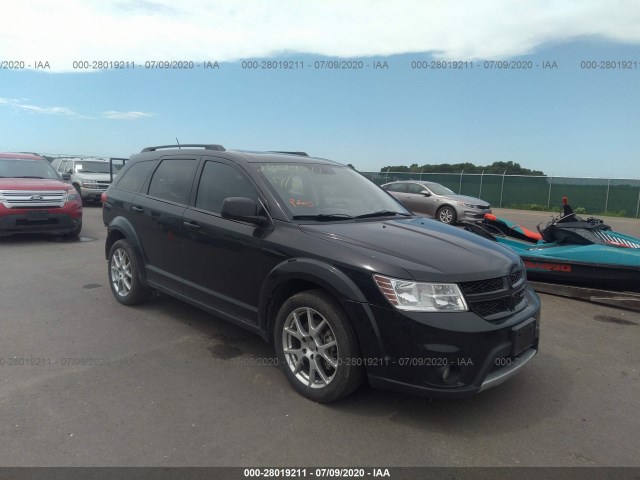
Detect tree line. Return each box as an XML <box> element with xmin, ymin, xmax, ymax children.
<box><xmin>378</xmin><ymin>161</ymin><xmax>545</xmax><ymax>176</ymax></box>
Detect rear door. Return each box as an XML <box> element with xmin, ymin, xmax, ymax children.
<box><xmin>132</xmin><ymin>157</ymin><xmax>198</xmax><ymax>292</ymax></box>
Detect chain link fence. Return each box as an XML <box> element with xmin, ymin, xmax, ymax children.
<box><xmin>362</xmin><ymin>171</ymin><xmax>640</xmax><ymax>219</ymax></box>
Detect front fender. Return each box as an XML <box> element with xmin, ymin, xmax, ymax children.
<box><xmin>258</xmin><ymin>258</ymin><xmax>385</xmax><ymax>357</ymax></box>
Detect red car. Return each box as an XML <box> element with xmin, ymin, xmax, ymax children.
<box><xmin>0</xmin><ymin>152</ymin><xmax>83</xmax><ymax>238</ymax></box>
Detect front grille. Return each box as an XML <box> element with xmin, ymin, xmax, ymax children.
<box><xmin>459</xmin><ymin>277</ymin><xmax>506</xmax><ymax>294</ymax></box>
<box><xmin>459</xmin><ymin>268</ymin><xmax>528</xmax><ymax>323</ymax></box>
<box><xmin>509</xmin><ymin>270</ymin><xmax>524</xmax><ymax>287</ymax></box>
<box><xmin>0</xmin><ymin>190</ymin><xmax>66</xmax><ymax>208</ymax></box>
<box><xmin>473</xmin><ymin>298</ymin><xmax>511</xmax><ymax>318</ymax></box>
<box><xmin>478</xmin><ymin>205</ymin><xmax>491</xmax><ymax>210</ymax></box>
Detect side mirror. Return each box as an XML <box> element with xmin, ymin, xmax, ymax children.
<box><xmin>421</xmin><ymin>190</ymin><xmax>431</xmax><ymax>197</ymax></box>
<box><xmin>61</xmin><ymin>173</ymin><xmax>71</xmax><ymax>181</ymax></box>
<box><xmin>221</xmin><ymin>197</ymin><xmax>269</xmax><ymax>226</ymax></box>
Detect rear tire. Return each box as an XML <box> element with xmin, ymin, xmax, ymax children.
<box><xmin>108</xmin><ymin>239</ymin><xmax>151</xmax><ymax>305</ymax></box>
<box><xmin>274</xmin><ymin>289</ymin><xmax>364</xmax><ymax>402</ymax></box>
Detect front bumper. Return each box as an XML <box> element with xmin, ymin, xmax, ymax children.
<box><xmin>461</xmin><ymin>208</ymin><xmax>492</xmax><ymax>222</ymax></box>
<box><xmin>0</xmin><ymin>209</ymin><xmax>82</xmax><ymax>236</ymax></box>
<box><xmin>80</xmin><ymin>186</ymin><xmax>109</xmax><ymax>201</ymax></box>
<box><xmin>346</xmin><ymin>286</ymin><xmax>540</xmax><ymax>398</ymax></box>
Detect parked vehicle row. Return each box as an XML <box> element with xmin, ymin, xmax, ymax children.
<box><xmin>2</xmin><ymin>146</ymin><xmax>538</xmax><ymax>402</ymax></box>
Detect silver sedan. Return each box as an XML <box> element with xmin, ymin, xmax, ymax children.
<box><xmin>381</xmin><ymin>180</ymin><xmax>491</xmax><ymax>224</ymax></box>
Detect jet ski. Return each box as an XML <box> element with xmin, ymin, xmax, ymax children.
<box><xmin>464</xmin><ymin>199</ymin><xmax>640</xmax><ymax>292</ymax></box>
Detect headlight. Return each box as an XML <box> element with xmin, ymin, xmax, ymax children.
<box><xmin>373</xmin><ymin>274</ymin><xmax>468</xmax><ymax>312</ymax></box>
<box><xmin>458</xmin><ymin>202</ymin><xmax>476</xmax><ymax>208</ymax></box>
<box><xmin>64</xmin><ymin>190</ymin><xmax>80</xmax><ymax>203</ymax></box>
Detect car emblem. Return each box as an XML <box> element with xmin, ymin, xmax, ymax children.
<box><xmin>30</xmin><ymin>195</ymin><xmax>44</xmax><ymax>200</ymax></box>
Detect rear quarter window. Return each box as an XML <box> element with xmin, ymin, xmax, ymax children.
<box><xmin>114</xmin><ymin>161</ymin><xmax>156</xmax><ymax>193</ymax></box>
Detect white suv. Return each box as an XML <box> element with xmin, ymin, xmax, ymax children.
<box><xmin>51</xmin><ymin>157</ymin><xmax>121</xmax><ymax>202</ymax></box>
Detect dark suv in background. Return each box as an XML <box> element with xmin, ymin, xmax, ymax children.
<box><xmin>102</xmin><ymin>144</ymin><xmax>540</xmax><ymax>402</ymax></box>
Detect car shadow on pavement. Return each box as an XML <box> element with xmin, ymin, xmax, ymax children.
<box><xmin>329</xmin><ymin>352</ymin><xmax>570</xmax><ymax>436</ymax></box>
<box><xmin>123</xmin><ymin>292</ymin><xmax>570</xmax><ymax>435</ymax></box>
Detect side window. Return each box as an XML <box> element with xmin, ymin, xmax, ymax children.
<box><xmin>57</xmin><ymin>160</ymin><xmax>68</xmax><ymax>173</ymax></box>
<box><xmin>195</xmin><ymin>161</ymin><xmax>257</xmax><ymax>214</ymax></box>
<box><xmin>115</xmin><ymin>161</ymin><xmax>156</xmax><ymax>193</ymax></box>
<box><xmin>386</xmin><ymin>183</ymin><xmax>407</xmax><ymax>193</ymax></box>
<box><xmin>407</xmin><ymin>183</ymin><xmax>424</xmax><ymax>194</ymax></box>
<box><xmin>148</xmin><ymin>159</ymin><xmax>197</xmax><ymax>204</ymax></box>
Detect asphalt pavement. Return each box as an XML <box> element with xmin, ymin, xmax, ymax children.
<box><xmin>1</xmin><ymin>206</ymin><xmax>639</xmax><ymax>466</ymax></box>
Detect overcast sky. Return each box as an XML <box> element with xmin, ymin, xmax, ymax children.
<box><xmin>1</xmin><ymin>1</ymin><xmax>639</xmax><ymax>177</ymax></box>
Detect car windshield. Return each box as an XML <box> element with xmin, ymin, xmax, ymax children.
<box><xmin>75</xmin><ymin>161</ymin><xmax>114</xmax><ymax>174</ymax></box>
<box><xmin>0</xmin><ymin>158</ymin><xmax>60</xmax><ymax>179</ymax></box>
<box><xmin>425</xmin><ymin>183</ymin><xmax>455</xmax><ymax>195</ymax></box>
<box><xmin>254</xmin><ymin>163</ymin><xmax>411</xmax><ymax>219</ymax></box>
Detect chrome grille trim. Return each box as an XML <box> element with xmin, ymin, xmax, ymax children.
<box><xmin>0</xmin><ymin>190</ymin><xmax>66</xmax><ymax>208</ymax></box>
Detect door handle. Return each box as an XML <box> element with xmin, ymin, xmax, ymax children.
<box><xmin>183</xmin><ymin>221</ymin><xmax>201</xmax><ymax>231</ymax></box>
<box><xmin>132</xmin><ymin>206</ymin><xmax>144</xmax><ymax>213</ymax></box>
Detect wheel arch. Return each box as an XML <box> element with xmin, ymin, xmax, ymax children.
<box><xmin>105</xmin><ymin>217</ymin><xmax>148</xmax><ymax>285</ymax></box>
<box><xmin>258</xmin><ymin>258</ymin><xmax>367</xmax><ymax>343</ymax></box>
<box><xmin>437</xmin><ymin>203</ymin><xmax>458</xmax><ymax>222</ymax></box>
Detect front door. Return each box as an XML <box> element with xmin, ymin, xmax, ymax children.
<box><xmin>181</xmin><ymin>159</ymin><xmax>270</xmax><ymax>325</ymax></box>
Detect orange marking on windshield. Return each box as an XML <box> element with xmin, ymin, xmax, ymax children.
<box><xmin>289</xmin><ymin>198</ymin><xmax>314</xmax><ymax>208</ymax></box>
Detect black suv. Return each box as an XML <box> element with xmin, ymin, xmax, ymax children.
<box><xmin>103</xmin><ymin>145</ymin><xmax>540</xmax><ymax>402</ymax></box>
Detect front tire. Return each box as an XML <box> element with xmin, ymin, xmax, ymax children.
<box><xmin>108</xmin><ymin>239</ymin><xmax>151</xmax><ymax>305</ymax></box>
<box><xmin>64</xmin><ymin>223</ymin><xmax>82</xmax><ymax>239</ymax></box>
<box><xmin>274</xmin><ymin>290</ymin><xmax>364</xmax><ymax>402</ymax></box>
<box><xmin>437</xmin><ymin>205</ymin><xmax>457</xmax><ymax>224</ymax></box>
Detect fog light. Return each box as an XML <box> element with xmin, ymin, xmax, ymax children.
<box><xmin>441</xmin><ymin>364</ymin><xmax>460</xmax><ymax>384</ymax></box>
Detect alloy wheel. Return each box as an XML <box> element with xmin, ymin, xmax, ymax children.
<box><xmin>282</xmin><ymin>307</ymin><xmax>339</xmax><ymax>389</ymax></box>
<box><xmin>110</xmin><ymin>247</ymin><xmax>133</xmax><ymax>297</ymax></box>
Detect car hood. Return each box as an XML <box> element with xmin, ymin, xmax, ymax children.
<box><xmin>299</xmin><ymin>217</ymin><xmax>521</xmax><ymax>282</ymax></box>
<box><xmin>74</xmin><ymin>172</ymin><xmax>111</xmax><ymax>181</ymax></box>
<box><xmin>438</xmin><ymin>194</ymin><xmax>490</xmax><ymax>207</ymax></box>
<box><xmin>0</xmin><ymin>178</ymin><xmax>71</xmax><ymax>191</ymax></box>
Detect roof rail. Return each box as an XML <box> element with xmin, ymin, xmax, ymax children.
<box><xmin>269</xmin><ymin>151</ymin><xmax>309</xmax><ymax>157</ymax></box>
<box><xmin>141</xmin><ymin>144</ymin><xmax>226</xmax><ymax>152</ymax></box>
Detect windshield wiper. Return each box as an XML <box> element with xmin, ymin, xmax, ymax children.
<box><xmin>292</xmin><ymin>213</ymin><xmax>354</xmax><ymax>221</ymax></box>
<box><xmin>355</xmin><ymin>210</ymin><xmax>412</xmax><ymax>219</ymax></box>
<box><xmin>13</xmin><ymin>176</ymin><xmax>46</xmax><ymax>179</ymax></box>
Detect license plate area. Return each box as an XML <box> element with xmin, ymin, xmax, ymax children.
<box><xmin>511</xmin><ymin>317</ymin><xmax>536</xmax><ymax>356</ymax></box>
<box><xmin>26</xmin><ymin>211</ymin><xmax>50</xmax><ymax>221</ymax></box>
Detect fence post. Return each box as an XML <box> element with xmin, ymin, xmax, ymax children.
<box><xmin>636</xmin><ymin>186</ymin><xmax>640</xmax><ymax>219</ymax></box>
<box><xmin>385</xmin><ymin>167</ymin><xmax>390</xmax><ymax>183</ymax></box>
<box><xmin>499</xmin><ymin>170</ymin><xmax>506</xmax><ymax>208</ymax></box>
<box><xmin>479</xmin><ymin>170</ymin><xmax>484</xmax><ymax>198</ymax></box>
<box><xmin>459</xmin><ymin>169</ymin><xmax>464</xmax><ymax>194</ymax></box>
<box><xmin>420</xmin><ymin>168</ymin><xmax>424</xmax><ymax>181</ymax></box>
<box><xmin>547</xmin><ymin>176</ymin><xmax>552</xmax><ymax>209</ymax></box>
<box><xmin>605</xmin><ymin>178</ymin><xmax>611</xmax><ymax>214</ymax></box>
